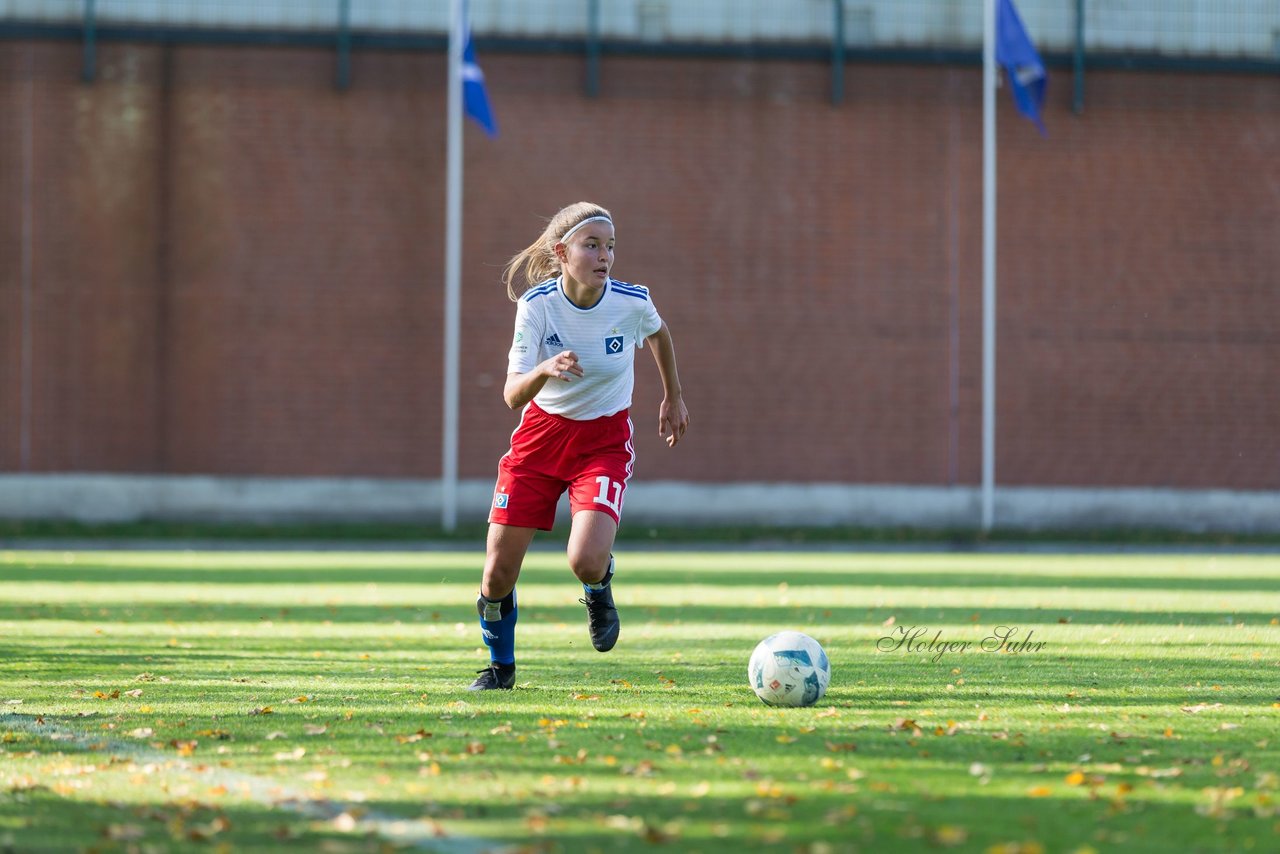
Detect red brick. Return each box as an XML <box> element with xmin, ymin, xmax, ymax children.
<box><xmin>0</xmin><ymin>43</ymin><xmax>1275</xmax><ymax>490</ymax></box>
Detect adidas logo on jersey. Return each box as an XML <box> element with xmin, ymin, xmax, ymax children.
<box><xmin>545</xmin><ymin>332</ymin><xmax>563</xmax><ymax>348</ymax></box>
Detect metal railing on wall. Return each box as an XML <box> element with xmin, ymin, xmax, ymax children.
<box><xmin>3</xmin><ymin>0</ymin><xmax>1277</xmax><ymax>109</ymax></box>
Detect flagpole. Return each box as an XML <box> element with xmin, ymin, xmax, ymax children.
<box><xmin>442</xmin><ymin>0</ymin><xmax>464</xmax><ymax>532</ymax></box>
<box><xmin>981</xmin><ymin>0</ymin><xmax>997</xmax><ymax>531</ymax></box>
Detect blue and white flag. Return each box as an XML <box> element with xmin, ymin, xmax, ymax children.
<box><xmin>461</xmin><ymin>4</ymin><xmax>498</xmax><ymax>137</ymax></box>
<box><xmin>996</xmin><ymin>0</ymin><xmax>1047</xmax><ymax>134</ymax></box>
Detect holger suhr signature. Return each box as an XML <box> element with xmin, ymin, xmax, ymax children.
<box><xmin>877</xmin><ymin>625</ymin><xmax>1047</xmax><ymax>663</ymax></box>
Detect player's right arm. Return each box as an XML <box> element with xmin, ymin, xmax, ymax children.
<box><xmin>503</xmin><ymin>296</ymin><xmax>583</xmax><ymax>409</ymax></box>
<box><xmin>502</xmin><ymin>352</ymin><xmax>583</xmax><ymax>410</ymax></box>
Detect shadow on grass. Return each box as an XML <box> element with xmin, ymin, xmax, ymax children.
<box><xmin>0</xmin><ymin>783</ymin><xmax>439</xmax><ymax>852</ymax></box>
<box><xmin>3</xmin><ymin>723</ymin><xmax>1274</xmax><ymax>854</ymax></box>
<box><xmin>4</xmin><ymin>563</ymin><xmax>1280</xmax><ymax>594</ymax></box>
<box><xmin>0</xmin><ymin>599</ymin><xmax>1273</xmax><ymax>626</ymax></box>
<box><xmin>7</xmin><ymin>648</ymin><xmax>1277</xmax><ymax>710</ymax></box>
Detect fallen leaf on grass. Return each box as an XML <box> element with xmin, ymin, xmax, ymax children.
<box><xmin>303</xmin><ymin>724</ymin><xmax>328</xmax><ymax>736</ymax></box>
<box><xmin>553</xmin><ymin>749</ymin><xmax>589</xmax><ymax>765</ymax></box>
<box><xmin>186</xmin><ymin>816</ymin><xmax>231</xmax><ymax>841</ymax></box>
<box><xmin>124</xmin><ymin>689</ymin><xmax>143</xmax><ymax>698</ymax></box>
<box><xmin>987</xmin><ymin>843</ymin><xmax>1046</xmax><ymax>854</ymax></box>
<box><xmin>893</xmin><ymin>718</ymin><xmax>923</xmax><ymax>737</ymax></box>
<box><xmin>1143</xmin><ymin>767</ymin><xmax>1183</xmax><ymax>778</ymax></box>
<box><xmin>94</xmin><ymin>690</ymin><xmax>121</xmax><ymax>700</ymax></box>
<box><xmin>1181</xmin><ymin>703</ymin><xmax>1224</xmax><ymax>714</ymax></box>
<box><xmin>249</xmin><ymin>707</ymin><xmax>274</xmax><ymax>716</ymax></box>
<box><xmin>169</xmin><ymin>740</ymin><xmax>197</xmax><ymax>757</ymax></box>
<box><xmin>605</xmin><ymin>815</ymin><xmax>640</xmax><ymax>831</ymax></box>
<box><xmin>620</xmin><ymin>760</ymin><xmax>657</xmax><ymax>777</ymax></box>
<box><xmin>642</xmin><ymin>822</ymin><xmax>679</xmax><ymax>844</ymax></box>
<box><xmin>102</xmin><ymin>824</ymin><xmax>146</xmax><ymax>841</ymax></box>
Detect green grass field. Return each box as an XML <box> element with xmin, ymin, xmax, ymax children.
<box><xmin>2</xmin><ymin>547</ymin><xmax>1278</xmax><ymax>853</ymax></box>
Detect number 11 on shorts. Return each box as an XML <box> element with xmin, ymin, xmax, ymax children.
<box><xmin>592</xmin><ymin>476</ymin><xmax>624</xmax><ymax>515</ymax></box>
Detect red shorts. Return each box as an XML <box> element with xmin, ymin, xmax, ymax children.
<box><xmin>489</xmin><ymin>402</ymin><xmax>635</xmax><ymax>531</ymax></box>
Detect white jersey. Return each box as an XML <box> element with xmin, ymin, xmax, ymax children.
<box><xmin>507</xmin><ymin>277</ymin><xmax>664</xmax><ymax>420</ymax></box>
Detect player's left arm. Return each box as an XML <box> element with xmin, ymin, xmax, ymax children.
<box><xmin>645</xmin><ymin>321</ymin><xmax>689</xmax><ymax>448</ymax></box>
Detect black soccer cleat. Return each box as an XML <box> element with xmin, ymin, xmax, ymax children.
<box><xmin>468</xmin><ymin>663</ymin><xmax>515</xmax><ymax>691</ymax></box>
<box><xmin>580</xmin><ymin>585</ymin><xmax>620</xmax><ymax>653</ymax></box>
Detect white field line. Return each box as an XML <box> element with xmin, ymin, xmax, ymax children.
<box><xmin>1</xmin><ymin>712</ymin><xmax>508</xmax><ymax>854</ymax></box>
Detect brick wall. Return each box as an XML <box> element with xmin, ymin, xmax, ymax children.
<box><xmin>1</xmin><ymin>42</ymin><xmax>1276</xmax><ymax>489</ymax></box>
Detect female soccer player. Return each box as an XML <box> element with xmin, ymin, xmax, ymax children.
<box><xmin>470</xmin><ymin>202</ymin><xmax>689</xmax><ymax>690</ymax></box>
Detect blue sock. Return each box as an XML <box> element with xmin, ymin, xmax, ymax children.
<box><xmin>582</xmin><ymin>555</ymin><xmax>615</xmax><ymax>595</ymax></box>
<box><xmin>478</xmin><ymin>589</ymin><xmax>517</xmax><ymax>665</ymax></box>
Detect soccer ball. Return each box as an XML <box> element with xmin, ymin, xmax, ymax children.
<box><xmin>747</xmin><ymin>631</ymin><xmax>831</xmax><ymax>707</ymax></box>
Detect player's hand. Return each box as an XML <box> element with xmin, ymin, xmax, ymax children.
<box><xmin>658</xmin><ymin>395</ymin><xmax>688</xmax><ymax>448</ymax></box>
<box><xmin>541</xmin><ymin>350</ymin><xmax>583</xmax><ymax>381</ymax></box>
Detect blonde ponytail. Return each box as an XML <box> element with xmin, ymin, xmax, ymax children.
<box><xmin>501</xmin><ymin>202</ymin><xmax>613</xmax><ymax>301</ymax></box>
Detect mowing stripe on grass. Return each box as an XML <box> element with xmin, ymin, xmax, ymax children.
<box><xmin>1</xmin><ymin>712</ymin><xmax>507</xmax><ymax>854</ymax></box>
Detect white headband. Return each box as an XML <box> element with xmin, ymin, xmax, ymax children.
<box><xmin>559</xmin><ymin>215</ymin><xmax>613</xmax><ymax>244</ymax></box>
